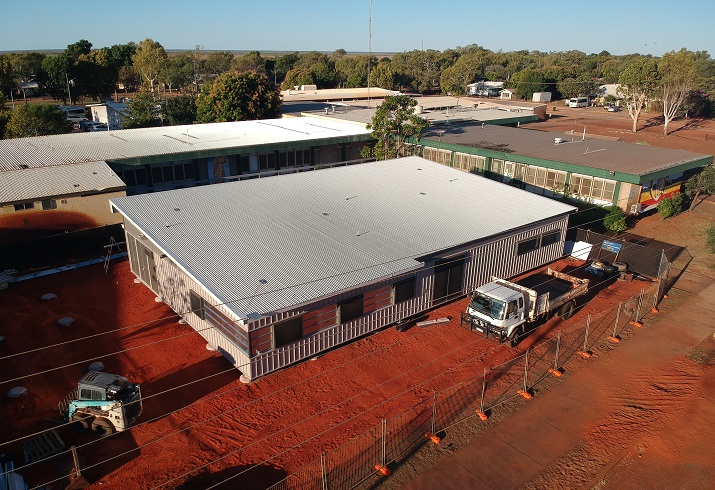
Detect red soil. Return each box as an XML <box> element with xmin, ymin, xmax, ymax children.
<box><xmin>0</xmin><ymin>209</ymin><xmax>97</xmax><ymax>244</ymax></box>
<box><xmin>0</xmin><ymin>256</ymin><xmax>646</xmax><ymax>489</ymax></box>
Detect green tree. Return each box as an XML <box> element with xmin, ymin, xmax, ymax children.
<box><xmin>0</xmin><ymin>55</ymin><xmax>14</xmax><ymax>102</ymax></box>
<box><xmin>618</xmin><ymin>58</ymin><xmax>659</xmax><ymax>132</ymax></box>
<box><xmin>658</xmin><ymin>49</ymin><xmax>697</xmax><ymax>135</ymax></box>
<box><xmin>440</xmin><ymin>51</ymin><xmax>488</xmax><ymax>95</ymax></box>
<box><xmin>685</xmin><ymin>164</ymin><xmax>715</xmax><ymax>210</ymax></box>
<box><xmin>38</xmin><ymin>54</ymin><xmax>70</xmax><ymax>103</ymax></box>
<box><xmin>231</xmin><ymin>51</ymin><xmax>265</xmax><ymax>75</ymax></box>
<box><xmin>509</xmin><ymin>69</ymin><xmax>546</xmax><ymax>99</ymax></box>
<box><xmin>557</xmin><ymin>76</ymin><xmax>597</xmax><ymax>99</ymax></box>
<box><xmin>123</xmin><ymin>92</ymin><xmax>162</xmax><ymax>128</ymax></box>
<box><xmin>132</xmin><ymin>38</ymin><xmax>167</xmax><ymax>93</ymax></box>
<box><xmin>275</xmin><ymin>52</ymin><xmax>300</xmax><ymax>84</ymax></box>
<box><xmin>8</xmin><ymin>52</ymin><xmax>45</xmax><ymax>100</ymax></box>
<box><xmin>282</xmin><ymin>67</ymin><xmax>315</xmax><ymax>90</ymax></box>
<box><xmin>366</xmin><ymin>95</ymin><xmax>429</xmax><ymax>160</ymax></box>
<box><xmin>196</xmin><ymin>71</ymin><xmax>280</xmax><ymax>123</ymax></box>
<box><xmin>75</xmin><ymin>49</ymin><xmax>115</xmax><ymax>100</ymax></box>
<box><xmin>4</xmin><ymin>104</ymin><xmax>71</xmax><ymax>138</ymax></box>
<box><xmin>161</xmin><ymin>53</ymin><xmax>194</xmax><ymax>93</ymax></box>
<box><xmin>705</xmin><ymin>223</ymin><xmax>715</xmax><ymax>254</ymax></box>
<box><xmin>164</xmin><ymin>95</ymin><xmax>197</xmax><ymax>126</ymax></box>
<box><xmin>371</xmin><ymin>61</ymin><xmax>396</xmax><ymax>90</ymax></box>
<box><xmin>603</xmin><ymin>206</ymin><xmax>628</xmax><ymax>233</ymax></box>
<box><xmin>656</xmin><ymin>194</ymin><xmax>684</xmax><ymax>219</ymax></box>
<box><xmin>205</xmin><ymin>51</ymin><xmax>235</xmax><ymax>76</ymax></box>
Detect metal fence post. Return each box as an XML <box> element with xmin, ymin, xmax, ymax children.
<box><xmin>374</xmin><ymin>418</ymin><xmax>391</xmax><ymax>476</ymax></box>
<box><xmin>578</xmin><ymin>314</ymin><xmax>592</xmax><ymax>358</ymax></box>
<box><xmin>630</xmin><ymin>289</ymin><xmax>644</xmax><ymax>328</ymax></box>
<box><xmin>518</xmin><ymin>349</ymin><xmax>532</xmax><ymax>398</ymax></box>
<box><xmin>549</xmin><ymin>332</ymin><xmax>563</xmax><ymax>376</ymax></box>
<box><xmin>425</xmin><ymin>392</ymin><xmax>441</xmax><ymax>444</ymax></box>
<box><xmin>477</xmin><ymin>368</ymin><xmax>489</xmax><ymax>420</ymax></box>
<box><xmin>608</xmin><ymin>302</ymin><xmax>622</xmax><ymax>342</ymax></box>
<box><xmin>321</xmin><ymin>452</ymin><xmax>328</xmax><ymax>490</ymax></box>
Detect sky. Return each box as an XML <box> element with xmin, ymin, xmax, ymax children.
<box><xmin>2</xmin><ymin>0</ymin><xmax>714</xmax><ymax>57</ymax></box>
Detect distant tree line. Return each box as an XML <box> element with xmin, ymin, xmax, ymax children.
<box><xmin>1</xmin><ymin>39</ymin><xmax>714</xmax><ymax>138</ymax></box>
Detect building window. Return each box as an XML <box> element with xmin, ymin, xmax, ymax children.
<box><xmin>273</xmin><ymin>316</ymin><xmax>303</xmax><ymax>348</ymax></box>
<box><xmin>338</xmin><ymin>295</ymin><xmax>364</xmax><ymax>324</ymax></box>
<box><xmin>541</xmin><ymin>230</ymin><xmax>561</xmax><ymax>248</ymax></box>
<box><xmin>423</xmin><ymin>147</ymin><xmax>451</xmax><ymax>166</ymax></box>
<box><xmin>453</xmin><ymin>153</ymin><xmax>486</xmax><ymax>173</ymax></box>
<box><xmin>393</xmin><ymin>277</ymin><xmax>417</xmax><ymax>304</ymax></box>
<box><xmin>42</xmin><ymin>199</ymin><xmax>57</xmax><ymax>210</ymax></box>
<box><xmin>491</xmin><ymin>158</ymin><xmax>505</xmax><ymax>175</ymax></box>
<box><xmin>517</xmin><ymin>237</ymin><xmax>540</xmax><ymax>256</ymax></box>
<box><xmin>569</xmin><ymin>174</ymin><xmax>617</xmax><ymax>204</ymax></box>
<box><xmin>13</xmin><ymin>202</ymin><xmax>35</xmax><ymax>211</ymax></box>
<box><xmin>189</xmin><ymin>290</ymin><xmax>206</xmax><ymax>320</ymax></box>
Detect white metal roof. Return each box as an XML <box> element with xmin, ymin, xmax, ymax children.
<box><xmin>0</xmin><ymin>161</ymin><xmax>125</xmax><ymax>204</ymax></box>
<box><xmin>110</xmin><ymin>157</ymin><xmax>575</xmax><ymax>320</ymax></box>
<box><xmin>0</xmin><ymin>117</ymin><xmax>371</xmax><ymax>171</ymax></box>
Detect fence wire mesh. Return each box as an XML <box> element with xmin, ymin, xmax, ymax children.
<box><xmin>262</xmin><ymin>279</ymin><xmax>664</xmax><ymax>490</ymax></box>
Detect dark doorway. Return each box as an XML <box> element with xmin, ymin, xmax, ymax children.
<box><xmin>433</xmin><ymin>255</ymin><xmax>465</xmax><ymax>304</ymax></box>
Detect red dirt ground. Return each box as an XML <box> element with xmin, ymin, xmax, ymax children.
<box><xmin>0</xmin><ymin>210</ymin><xmax>97</xmax><ymax>244</ymax></box>
<box><xmin>0</xmin><ymin>256</ymin><xmax>646</xmax><ymax>489</ymax></box>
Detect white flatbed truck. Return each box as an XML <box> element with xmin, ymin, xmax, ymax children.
<box><xmin>461</xmin><ymin>268</ymin><xmax>589</xmax><ymax>347</ymax></box>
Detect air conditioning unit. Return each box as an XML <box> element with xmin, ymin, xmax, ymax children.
<box><xmin>630</xmin><ymin>203</ymin><xmax>643</xmax><ymax>214</ymax></box>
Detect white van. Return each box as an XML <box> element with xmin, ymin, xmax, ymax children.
<box><xmin>568</xmin><ymin>97</ymin><xmax>588</xmax><ymax>108</ymax></box>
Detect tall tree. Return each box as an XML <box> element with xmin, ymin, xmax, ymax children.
<box><xmin>4</xmin><ymin>104</ymin><xmax>71</xmax><ymax>138</ymax></box>
<box><xmin>231</xmin><ymin>51</ymin><xmax>266</xmax><ymax>75</ymax></box>
<box><xmin>161</xmin><ymin>53</ymin><xmax>194</xmax><ymax>93</ymax></box>
<box><xmin>196</xmin><ymin>71</ymin><xmax>280</xmax><ymax>123</ymax></box>
<box><xmin>123</xmin><ymin>92</ymin><xmax>162</xmax><ymax>128</ymax></box>
<box><xmin>164</xmin><ymin>95</ymin><xmax>197</xmax><ymax>126</ymax></box>
<box><xmin>38</xmin><ymin>54</ymin><xmax>70</xmax><ymax>103</ymax></box>
<box><xmin>509</xmin><ymin>68</ymin><xmax>546</xmax><ymax>99</ymax></box>
<box><xmin>371</xmin><ymin>61</ymin><xmax>396</xmax><ymax>90</ymax></box>
<box><xmin>685</xmin><ymin>164</ymin><xmax>715</xmax><ymax>210</ymax></box>
<box><xmin>557</xmin><ymin>76</ymin><xmax>598</xmax><ymax>99</ymax></box>
<box><xmin>132</xmin><ymin>38</ymin><xmax>167</xmax><ymax>93</ymax></box>
<box><xmin>205</xmin><ymin>51</ymin><xmax>235</xmax><ymax>76</ymax></box>
<box><xmin>440</xmin><ymin>51</ymin><xmax>488</xmax><ymax>95</ymax></box>
<box><xmin>618</xmin><ymin>58</ymin><xmax>659</xmax><ymax>132</ymax></box>
<box><xmin>0</xmin><ymin>55</ymin><xmax>14</xmax><ymax>102</ymax></box>
<box><xmin>658</xmin><ymin>49</ymin><xmax>697</xmax><ymax>135</ymax></box>
<box><xmin>365</xmin><ymin>95</ymin><xmax>429</xmax><ymax>160</ymax></box>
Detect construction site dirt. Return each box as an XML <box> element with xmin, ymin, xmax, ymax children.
<box><xmin>0</xmin><ymin>252</ymin><xmax>651</xmax><ymax>488</ymax></box>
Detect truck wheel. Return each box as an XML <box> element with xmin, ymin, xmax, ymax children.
<box><xmin>91</xmin><ymin>417</ymin><xmax>116</xmax><ymax>438</ymax></box>
<box><xmin>508</xmin><ymin>327</ymin><xmax>521</xmax><ymax>347</ymax></box>
<box><xmin>558</xmin><ymin>301</ymin><xmax>575</xmax><ymax>320</ymax></box>
<box><xmin>71</xmin><ymin>412</ymin><xmax>93</xmax><ymax>433</ymax></box>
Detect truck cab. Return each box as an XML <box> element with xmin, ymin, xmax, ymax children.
<box><xmin>466</xmin><ymin>282</ymin><xmax>526</xmax><ymax>342</ymax></box>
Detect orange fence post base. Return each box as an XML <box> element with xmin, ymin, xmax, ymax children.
<box><xmin>651</xmin><ymin>307</ymin><xmax>659</xmax><ymax>314</ymax></box>
<box><xmin>517</xmin><ymin>389</ymin><xmax>532</xmax><ymax>399</ymax></box>
<box><xmin>424</xmin><ymin>432</ymin><xmax>441</xmax><ymax>445</ymax></box>
<box><xmin>629</xmin><ymin>320</ymin><xmax>644</xmax><ymax>328</ymax></box>
<box><xmin>375</xmin><ymin>464</ymin><xmax>391</xmax><ymax>476</ymax></box>
<box><xmin>577</xmin><ymin>350</ymin><xmax>592</xmax><ymax>359</ymax></box>
<box><xmin>663</xmin><ymin>293</ymin><xmax>669</xmax><ymax>299</ymax></box>
<box><xmin>607</xmin><ymin>335</ymin><xmax>621</xmax><ymax>343</ymax></box>
<box><xmin>476</xmin><ymin>409</ymin><xmax>489</xmax><ymax>421</ymax></box>
<box><xmin>548</xmin><ymin>367</ymin><xmax>563</xmax><ymax>377</ymax></box>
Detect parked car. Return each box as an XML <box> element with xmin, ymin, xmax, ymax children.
<box><xmin>87</xmin><ymin>123</ymin><xmax>108</xmax><ymax>132</ymax></box>
<box><xmin>604</xmin><ymin>103</ymin><xmax>621</xmax><ymax>112</ymax></box>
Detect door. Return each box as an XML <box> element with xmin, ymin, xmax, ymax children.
<box><xmin>432</xmin><ymin>256</ymin><xmax>465</xmax><ymax>304</ymax></box>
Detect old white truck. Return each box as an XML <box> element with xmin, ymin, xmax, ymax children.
<box><xmin>461</xmin><ymin>268</ymin><xmax>589</xmax><ymax>347</ymax></box>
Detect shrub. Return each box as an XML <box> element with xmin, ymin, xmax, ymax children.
<box><xmin>657</xmin><ymin>194</ymin><xmax>684</xmax><ymax>219</ymax></box>
<box><xmin>603</xmin><ymin>206</ymin><xmax>627</xmax><ymax>233</ymax></box>
<box><xmin>706</xmin><ymin>223</ymin><xmax>715</xmax><ymax>254</ymax></box>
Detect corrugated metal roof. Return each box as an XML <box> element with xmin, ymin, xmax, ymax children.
<box><xmin>423</xmin><ymin>125</ymin><xmax>712</xmax><ymax>178</ymax></box>
<box><xmin>111</xmin><ymin>157</ymin><xmax>575</xmax><ymax>320</ymax></box>
<box><xmin>0</xmin><ymin>161</ymin><xmax>125</xmax><ymax>204</ymax></box>
<box><xmin>0</xmin><ymin>118</ymin><xmax>371</xmax><ymax>171</ymax></box>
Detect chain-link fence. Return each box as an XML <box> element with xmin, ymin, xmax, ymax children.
<box><xmin>265</xmin><ymin>278</ymin><xmax>662</xmax><ymax>490</ymax></box>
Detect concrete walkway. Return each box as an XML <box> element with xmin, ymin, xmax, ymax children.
<box><xmin>405</xmin><ymin>273</ymin><xmax>715</xmax><ymax>489</ymax></box>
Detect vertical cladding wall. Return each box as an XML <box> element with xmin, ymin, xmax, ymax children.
<box><xmin>248</xmin><ymin>215</ymin><xmax>569</xmax><ymax>380</ymax></box>
<box><xmin>121</xmin><ymin>214</ymin><xmax>569</xmax><ymax>381</ymax></box>
<box><xmin>123</xmin><ymin>222</ymin><xmax>251</xmax><ymax>377</ymax></box>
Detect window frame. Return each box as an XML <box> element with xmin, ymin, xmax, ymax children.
<box><xmin>393</xmin><ymin>277</ymin><xmax>417</xmax><ymax>304</ymax></box>
<box><xmin>517</xmin><ymin>237</ymin><xmax>540</xmax><ymax>256</ymax></box>
<box><xmin>273</xmin><ymin>316</ymin><xmax>303</xmax><ymax>348</ymax></box>
<box><xmin>338</xmin><ymin>294</ymin><xmax>364</xmax><ymax>324</ymax></box>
